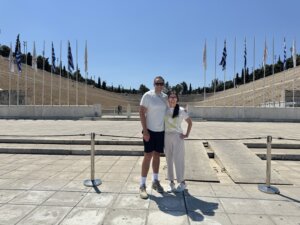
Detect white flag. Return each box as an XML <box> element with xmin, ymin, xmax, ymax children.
<box><xmin>9</xmin><ymin>43</ymin><xmax>14</xmax><ymax>72</ymax></box>
<box><xmin>32</xmin><ymin>41</ymin><xmax>37</xmax><ymax>71</ymax></box>
<box><xmin>203</xmin><ymin>41</ymin><xmax>207</xmax><ymax>71</ymax></box>
<box><xmin>292</xmin><ymin>40</ymin><xmax>297</xmax><ymax>68</ymax></box>
<box><xmin>84</xmin><ymin>41</ymin><xmax>88</xmax><ymax>73</ymax></box>
<box><xmin>263</xmin><ymin>39</ymin><xmax>268</xmax><ymax>67</ymax></box>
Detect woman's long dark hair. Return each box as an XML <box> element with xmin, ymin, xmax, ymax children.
<box><xmin>168</xmin><ymin>91</ymin><xmax>179</xmax><ymax>118</ymax></box>
<box><xmin>173</xmin><ymin>104</ymin><xmax>179</xmax><ymax>118</ymax></box>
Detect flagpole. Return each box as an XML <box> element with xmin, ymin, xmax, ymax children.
<box><xmin>223</xmin><ymin>40</ymin><xmax>226</xmax><ymax>92</ymax></box>
<box><xmin>17</xmin><ymin>69</ymin><xmax>20</xmax><ymax>104</ymax></box>
<box><xmin>59</xmin><ymin>41</ymin><xmax>62</xmax><ymax>105</ymax></box>
<box><xmin>243</xmin><ymin>38</ymin><xmax>246</xmax><ymax>107</ymax></box>
<box><xmin>85</xmin><ymin>72</ymin><xmax>88</xmax><ymax>105</ymax></box>
<box><xmin>253</xmin><ymin>37</ymin><xmax>256</xmax><ymax>107</ymax></box>
<box><xmin>33</xmin><ymin>68</ymin><xmax>36</xmax><ymax>105</ymax></box>
<box><xmin>56</xmin><ymin>57</ymin><xmax>59</xmax><ymax>104</ymax></box>
<box><xmin>33</xmin><ymin>42</ymin><xmax>36</xmax><ymax>105</ymax></box>
<box><xmin>15</xmin><ymin>34</ymin><xmax>22</xmax><ymax>106</ymax></box>
<box><xmin>243</xmin><ymin>69</ymin><xmax>245</xmax><ymax>107</ymax></box>
<box><xmin>42</xmin><ymin>40</ymin><xmax>45</xmax><ymax>105</ymax></box>
<box><xmin>263</xmin><ymin>38</ymin><xmax>266</xmax><ymax>107</ymax></box>
<box><xmin>272</xmin><ymin>36</ymin><xmax>275</xmax><ymax>106</ymax></box>
<box><xmin>76</xmin><ymin>40</ymin><xmax>78</xmax><ymax>106</ymax></box>
<box><xmin>24</xmin><ymin>41</ymin><xmax>28</xmax><ymax>105</ymax></box>
<box><xmin>51</xmin><ymin>42</ymin><xmax>53</xmax><ymax>105</ymax></box>
<box><xmin>283</xmin><ymin>38</ymin><xmax>286</xmax><ymax>108</ymax></box>
<box><xmin>263</xmin><ymin>65</ymin><xmax>266</xmax><ymax>107</ymax></box>
<box><xmin>67</xmin><ymin>41</ymin><xmax>75</xmax><ymax>106</ymax></box>
<box><xmin>68</xmin><ymin>41</ymin><xmax>70</xmax><ymax>106</ymax></box>
<box><xmin>8</xmin><ymin>43</ymin><xmax>13</xmax><ymax>106</ymax></box>
<box><xmin>214</xmin><ymin>38</ymin><xmax>217</xmax><ymax>106</ymax></box>
<box><xmin>204</xmin><ymin>65</ymin><xmax>206</xmax><ymax>101</ymax></box>
<box><xmin>203</xmin><ymin>39</ymin><xmax>206</xmax><ymax>101</ymax></box>
<box><xmin>9</xmin><ymin>67</ymin><xmax>11</xmax><ymax>106</ymax></box>
<box><xmin>85</xmin><ymin>40</ymin><xmax>88</xmax><ymax>105</ymax></box>
<box><xmin>293</xmin><ymin>39</ymin><xmax>296</xmax><ymax>108</ymax></box>
<box><xmin>293</xmin><ymin>81</ymin><xmax>295</xmax><ymax>108</ymax></box>
<box><xmin>233</xmin><ymin>37</ymin><xmax>236</xmax><ymax>106</ymax></box>
<box><xmin>223</xmin><ymin>70</ymin><xmax>226</xmax><ymax>92</ymax></box>
<box><xmin>17</xmin><ymin>46</ymin><xmax>20</xmax><ymax>105</ymax></box>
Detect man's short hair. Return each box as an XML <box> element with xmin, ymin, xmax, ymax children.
<box><xmin>154</xmin><ymin>76</ymin><xmax>165</xmax><ymax>83</ymax></box>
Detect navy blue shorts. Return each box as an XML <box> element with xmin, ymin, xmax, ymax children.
<box><xmin>143</xmin><ymin>129</ymin><xmax>164</xmax><ymax>153</ymax></box>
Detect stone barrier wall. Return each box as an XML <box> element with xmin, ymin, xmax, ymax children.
<box><xmin>0</xmin><ymin>104</ymin><xmax>101</xmax><ymax>119</ymax></box>
<box><xmin>188</xmin><ymin>106</ymin><xmax>300</xmax><ymax>122</ymax></box>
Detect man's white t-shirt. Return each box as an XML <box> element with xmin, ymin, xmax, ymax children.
<box><xmin>164</xmin><ymin>107</ymin><xmax>189</xmax><ymax>133</ymax></box>
<box><xmin>140</xmin><ymin>90</ymin><xmax>167</xmax><ymax>132</ymax></box>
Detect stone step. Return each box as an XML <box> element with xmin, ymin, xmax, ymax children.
<box><xmin>245</xmin><ymin>142</ymin><xmax>300</xmax><ymax>149</ymax></box>
<box><xmin>209</xmin><ymin>141</ymin><xmax>291</xmax><ymax>184</ymax></box>
<box><xmin>250</xmin><ymin>148</ymin><xmax>300</xmax><ymax>160</ymax></box>
<box><xmin>184</xmin><ymin>140</ymin><xmax>219</xmax><ymax>182</ymax></box>
<box><xmin>0</xmin><ymin>143</ymin><xmax>144</xmax><ymax>156</ymax></box>
<box><xmin>0</xmin><ymin>138</ymin><xmax>143</xmax><ymax>145</ymax></box>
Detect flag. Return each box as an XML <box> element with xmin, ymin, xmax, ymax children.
<box><xmin>51</xmin><ymin>42</ymin><xmax>56</xmax><ymax>72</ymax></box>
<box><xmin>203</xmin><ymin>41</ymin><xmax>207</xmax><ymax>70</ymax></box>
<box><xmin>32</xmin><ymin>42</ymin><xmax>37</xmax><ymax>71</ymax></box>
<box><xmin>15</xmin><ymin>34</ymin><xmax>22</xmax><ymax>72</ymax></box>
<box><xmin>292</xmin><ymin>40</ymin><xmax>297</xmax><ymax>68</ymax></box>
<box><xmin>219</xmin><ymin>40</ymin><xmax>227</xmax><ymax>71</ymax></box>
<box><xmin>68</xmin><ymin>41</ymin><xmax>74</xmax><ymax>72</ymax></box>
<box><xmin>263</xmin><ymin>39</ymin><xmax>268</xmax><ymax>67</ymax></box>
<box><xmin>85</xmin><ymin>41</ymin><xmax>88</xmax><ymax>73</ymax></box>
<box><xmin>244</xmin><ymin>38</ymin><xmax>247</xmax><ymax>69</ymax></box>
<box><xmin>9</xmin><ymin>43</ymin><xmax>14</xmax><ymax>72</ymax></box>
<box><xmin>283</xmin><ymin>38</ymin><xmax>287</xmax><ymax>70</ymax></box>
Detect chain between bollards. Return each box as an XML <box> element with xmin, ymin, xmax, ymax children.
<box><xmin>83</xmin><ymin>132</ymin><xmax>101</xmax><ymax>187</ymax></box>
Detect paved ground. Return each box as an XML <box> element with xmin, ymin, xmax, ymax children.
<box><xmin>0</xmin><ymin>120</ymin><xmax>299</xmax><ymax>225</ymax></box>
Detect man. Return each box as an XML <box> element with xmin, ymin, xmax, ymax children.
<box><xmin>139</xmin><ymin>76</ymin><xmax>167</xmax><ymax>199</ymax></box>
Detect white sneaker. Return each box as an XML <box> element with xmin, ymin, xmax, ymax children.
<box><xmin>168</xmin><ymin>182</ymin><xmax>176</xmax><ymax>192</ymax></box>
<box><xmin>176</xmin><ymin>182</ymin><xmax>186</xmax><ymax>192</ymax></box>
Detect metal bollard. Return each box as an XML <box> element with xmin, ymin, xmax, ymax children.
<box><xmin>84</xmin><ymin>132</ymin><xmax>102</xmax><ymax>187</ymax></box>
<box><xmin>126</xmin><ymin>104</ymin><xmax>131</xmax><ymax>118</ymax></box>
<box><xmin>258</xmin><ymin>135</ymin><xmax>280</xmax><ymax>194</ymax></box>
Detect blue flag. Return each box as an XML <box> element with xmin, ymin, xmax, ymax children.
<box><xmin>68</xmin><ymin>41</ymin><xmax>74</xmax><ymax>72</ymax></box>
<box><xmin>15</xmin><ymin>34</ymin><xmax>22</xmax><ymax>72</ymax></box>
<box><xmin>219</xmin><ymin>40</ymin><xmax>227</xmax><ymax>71</ymax></box>
<box><xmin>51</xmin><ymin>42</ymin><xmax>56</xmax><ymax>72</ymax></box>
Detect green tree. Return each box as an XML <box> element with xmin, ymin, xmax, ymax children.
<box><xmin>0</xmin><ymin>45</ymin><xmax>10</xmax><ymax>57</ymax></box>
<box><xmin>26</xmin><ymin>52</ymin><xmax>32</xmax><ymax>66</ymax></box>
<box><xmin>62</xmin><ymin>66</ymin><xmax>67</xmax><ymax>77</ymax></box>
<box><xmin>102</xmin><ymin>81</ymin><xmax>107</xmax><ymax>90</ymax></box>
<box><xmin>174</xmin><ymin>84</ymin><xmax>183</xmax><ymax>94</ymax></box>
<box><xmin>188</xmin><ymin>83</ymin><xmax>192</xmax><ymax>94</ymax></box>
<box><xmin>97</xmin><ymin>77</ymin><xmax>101</xmax><ymax>88</ymax></box>
<box><xmin>37</xmin><ymin>56</ymin><xmax>43</xmax><ymax>70</ymax></box>
<box><xmin>139</xmin><ymin>84</ymin><xmax>149</xmax><ymax>94</ymax></box>
<box><xmin>181</xmin><ymin>81</ymin><xmax>188</xmax><ymax>94</ymax></box>
<box><xmin>14</xmin><ymin>34</ymin><xmax>21</xmax><ymax>54</ymax></box>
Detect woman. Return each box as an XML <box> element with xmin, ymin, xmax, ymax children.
<box><xmin>164</xmin><ymin>91</ymin><xmax>192</xmax><ymax>192</ymax></box>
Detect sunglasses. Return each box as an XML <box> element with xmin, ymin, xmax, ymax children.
<box><xmin>154</xmin><ymin>83</ymin><xmax>164</xmax><ymax>86</ymax></box>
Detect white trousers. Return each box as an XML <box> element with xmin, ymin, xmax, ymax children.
<box><xmin>164</xmin><ymin>132</ymin><xmax>185</xmax><ymax>183</ymax></box>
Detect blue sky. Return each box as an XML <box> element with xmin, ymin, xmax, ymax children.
<box><xmin>0</xmin><ymin>0</ymin><xmax>299</xmax><ymax>90</ymax></box>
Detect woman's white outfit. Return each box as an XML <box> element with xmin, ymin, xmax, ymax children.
<box><xmin>164</xmin><ymin>106</ymin><xmax>189</xmax><ymax>183</ymax></box>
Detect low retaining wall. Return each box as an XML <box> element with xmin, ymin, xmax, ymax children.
<box><xmin>0</xmin><ymin>104</ymin><xmax>101</xmax><ymax>119</ymax></box>
<box><xmin>188</xmin><ymin>106</ymin><xmax>300</xmax><ymax>122</ymax></box>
